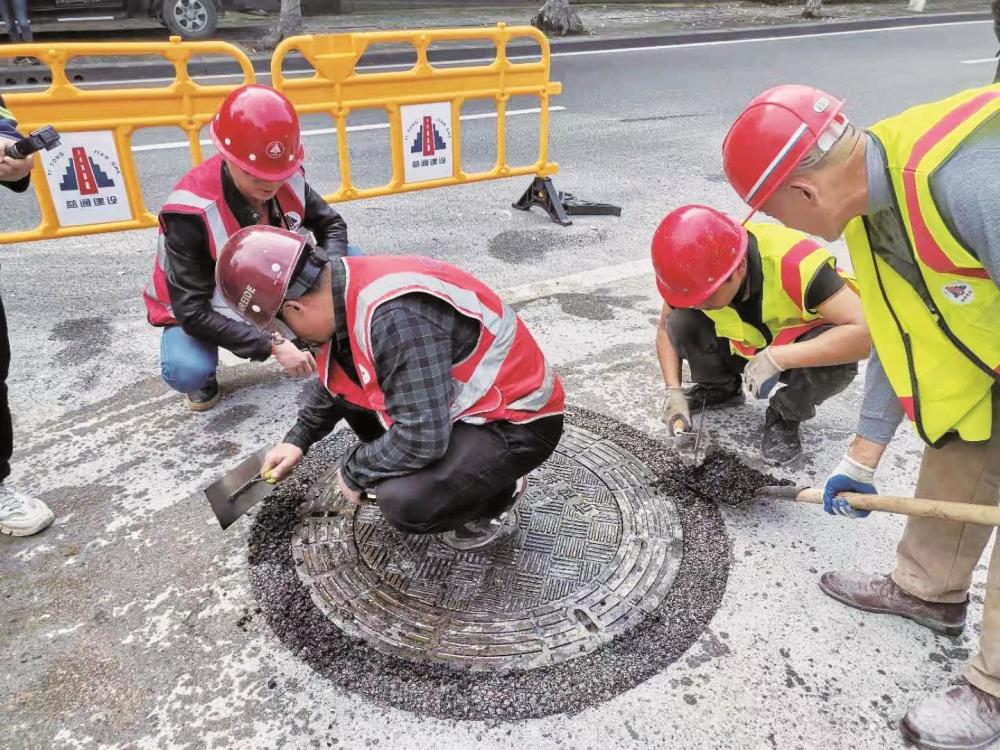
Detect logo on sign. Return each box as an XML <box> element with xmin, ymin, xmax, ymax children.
<box><xmin>814</xmin><ymin>97</ymin><xmax>830</xmax><ymax>113</ymax></box>
<box><xmin>410</xmin><ymin>115</ymin><xmax>448</xmax><ymax>157</ymax></box>
<box><xmin>266</xmin><ymin>140</ymin><xmax>285</xmax><ymax>160</ymax></box>
<box><xmin>58</xmin><ymin>147</ymin><xmax>116</xmax><ymax>195</ymax></box>
<box><xmin>942</xmin><ymin>281</ymin><xmax>974</xmax><ymax>304</ymax></box>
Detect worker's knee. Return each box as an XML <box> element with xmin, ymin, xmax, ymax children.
<box><xmin>160</xmin><ymin>327</ymin><xmax>218</xmax><ymax>393</ymax></box>
<box><xmin>667</xmin><ymin>308</ymin><xmax>719</xmax><ymax>355</ymax></box>
<box><xmin>377</xmin><ymin>477</ymin><xmax>468</xmax><ymax>535</ymax></box>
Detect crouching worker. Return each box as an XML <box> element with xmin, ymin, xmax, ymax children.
<box><xmin>215</xmin><ymin>225</ymin><xmax>565</xmax><ymax>550</ymax></box>
<box><xmin>652</xmin><ymin>205</ymin><xmax>870</xmax><ymax>465</ymax></box>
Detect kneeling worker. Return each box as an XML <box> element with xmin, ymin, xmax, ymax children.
<box><xmin>215</xmin><ymin>225</ymin><xmax>565</xmax><ymax>550</ymax></box>
<box><xmin>652</xmin><ymin>204</ymin><xmax>870</xmax><ymax>464</ymax></box>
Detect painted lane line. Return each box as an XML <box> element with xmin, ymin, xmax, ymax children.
<box><xmin>960</xmin><ymin>56</ymin><xmax>999</xmax><ymax>64</ymax></box>
<box><xmin>5</xmin><ymin>19</ymin><xmax>989</xmax><ymax>92</ymax></box>
<box><xmin>129</xmin><ymin>106</ymin><xmax>566</xmax><ymax>152</ymax></box>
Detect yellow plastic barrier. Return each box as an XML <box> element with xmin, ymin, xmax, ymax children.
<box><xmin>0</xmin><ymin>38</ymin><xmax>255</xmax><ymax>245</ymax></box>
<box><xmin>270</xmin><ymin>24</ymin><xmax>561</xmax><ymax>203</ymax></box>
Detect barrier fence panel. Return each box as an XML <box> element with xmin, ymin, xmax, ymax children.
<box><xmin>270</xmin><ymin>24</ymin><xmax>562</xmax><ymax>204</ymax></box>
<box><xmin>0</xmin><ymin>38</ymin><xmax>255</xmax><ymax>246</ymax></box>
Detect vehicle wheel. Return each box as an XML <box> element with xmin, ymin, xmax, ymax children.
<box><xmin>162</xmin><ymin>0</ymin><xmax>219</xmax><ymax>41</ymax></box>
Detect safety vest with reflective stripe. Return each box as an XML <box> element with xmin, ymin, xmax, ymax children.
<box><xmin>316</xmin><ymin>256</ymin><xmax>565</xmax><ymax>427</ymax></box>
<box><xmin>844</xmin><ymin>85</ymin><xmax>1000</xmax><ymax>445</ymax></box>
<box><xmin>142</xmin><ymin>153</ymin><xmax>307</xmax><ymax>326</ymax></box>
<box><xmin>702</xmin><ymin>222</ymin><xmax>847</xmax><ymax>359</ymax></box>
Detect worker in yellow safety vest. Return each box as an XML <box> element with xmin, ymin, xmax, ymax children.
<box><xmin>651</xmin><ymin>204</ymin><xmax>870</xmax><ymax>466</ymax></box>
<box><xmin>724</xmin><ymin>83</ymin><xmax>1000</xmax><ymax>749</ymax></box>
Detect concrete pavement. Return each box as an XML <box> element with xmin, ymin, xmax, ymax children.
<box><xmin>2</xmin><ymin>18</ymin><xmax>999</xmax><ymax>750</ymax></box>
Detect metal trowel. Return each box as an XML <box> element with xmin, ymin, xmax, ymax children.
<box><xmin>204</xmin><ymin>448</ymin><xmax>277</xmax><ymax>530</ymax></box>
<box><xmin>672</xmin><ymin>394</ymin><xmax>709</xmax><ymax>467</ymax></box>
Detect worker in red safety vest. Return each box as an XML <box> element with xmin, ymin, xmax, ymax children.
<box><xmin>214</xmin><ymin>225</ymin><xmax>565</xmax><ymax>551</ymax></box>
<box><xmin>652</xmin><ymin>204</ymin><xmax>870</xmax><ymax>466</ymax></box>
<box><xmin>142</xmin><ymin>84</ymin><xmax>358</xmax><ymax>412</ymax></box>
<box><xmin>724</xmin><ymin>83</ymin><xmax>1000</xmax><ymax>748</ymax></box>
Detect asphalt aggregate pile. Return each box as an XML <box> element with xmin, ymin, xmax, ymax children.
<box><xmin>247</xmin><ymin>407</ymin><xmax>786</xmax><ymax>720</ymax></box>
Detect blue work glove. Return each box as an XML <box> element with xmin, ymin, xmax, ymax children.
<box><xmin>823</xmin><ymin>455</ymin><xmax>877</xmax><ymax>518</ymax></box>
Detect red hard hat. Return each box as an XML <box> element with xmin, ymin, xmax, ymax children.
<box><xmin>210</xmin><ymin>84</ymin><xmax>304</xmax><ymax>181</ymax></box>
<box><xmin>722</xmin><ymin>84</ymin><xmax>846</xmax><ymax>214</ymax></box>
<box><xmin>650</xmin><ymin>205</ymin><xmax>748</xmax><ymax>308</ymax></box>
<box><xmin>216</xmin><ymin>225</ymin><xmax>309</xmax><ymax>328</ymax></box>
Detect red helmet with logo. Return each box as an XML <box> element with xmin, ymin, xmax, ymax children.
<box><xmin>722</xmin><ymin>84</ymin><xmax>846</xmax><ymax>214</ymax></box>
<box><xmin>210</xmin><ymin>84</ymin><xmax>304</xmax><ymax>181</ymax></box>
<box><xmin>215</xmin><ymin>225</ymin><xmax>313</xmax><ymax>328</ymax></box>
<box><xmin>650</xmin><ymin>205</ymin><xmax>748</xmax><ymax>308</ymax></box>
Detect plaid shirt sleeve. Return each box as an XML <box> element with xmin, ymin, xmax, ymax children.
<box><xmin>339</xmin><ymin>298</ymin><xmax>456</xmax><ymax>490</ymax></box>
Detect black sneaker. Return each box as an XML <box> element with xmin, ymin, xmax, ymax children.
<box><xmin>761</xmin><ymin>409</ymin><xmax>801</xmax><ymax>466</ymax></box>
<box><xmin>440</xmin><ymin>477</ymin><xmax>527</xmax><ymax>551</ymax></box>
<box><xmin>687</xmin><ymin>382</ymin><xmax>745</xmax><ymax>409</ymax></box>
<box><xmin>186</xmin><ymin>376</ymin><xmax>221</xmax><ymax>412</ymax></box>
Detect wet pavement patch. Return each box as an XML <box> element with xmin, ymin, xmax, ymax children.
<box><xmin>247</xmin><ymin>407</ymin><xmax>766</xmax><ymax>720</ymax></box>
<box><xmin>48</xmin><ymin>317</ymin><xmax>112</xmax><ymax>365</ymax></box>
<box><xmin>487</xmin><ymin>228</ymin><xmax>608</xmax><ymax>264</ymax></box>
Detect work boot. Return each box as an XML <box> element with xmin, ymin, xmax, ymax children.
<box><xmin>819</xmin><ymin>572</ymin><xmax>967</xmax><ymax>636</ymax></box>
<box><xmin>186</xmin><ymin>376</ymin><xmax>221</xmax><ymax>412</ymax></box>
<box><xmin>686</xmin><ymin>382</ymin><xmax>745</xmax><ymax>409</ymax></box>
<box><xmin>761</xmin><ymin>408</ymin><xmax>801</xmax><ymax>466</ymax></box>
<box><xmin>440</xmin><ymin>477</ymin><xmax>528</xmax><ymax>551</ymax></box>
<box><xmin>0</xmin><ymin>485</ymin><xmax>55</xmax><ymax>537</ymax></box>
<box><xmin>900</xmin><ymin>681</ymin><xmax>1000</xmax><ymax>750</ymax></box>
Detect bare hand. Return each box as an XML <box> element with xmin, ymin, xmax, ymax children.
<box><xmin>337</xmin><ymin>469</ymin><xmax>364</xmax><ymax>505</ymax></box>
<box><xmin>0</xmin><ymin>139</ymin><xmax>34</xmax><ymax>183</ymax></box>
<box><xmin>272</xmin><ymin>340</ymin><xmax>316</xmax><ymax>378</ymax></box>
<box><xmin>261</xmin><ymin>442</ymin><xmax>304</xmax><ymax>482</ymax></box>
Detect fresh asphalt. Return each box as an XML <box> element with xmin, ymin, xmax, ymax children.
<box><xmin>1</xmin><ymin>20</ymin><xmax>997</xmax><ymax>750</ymax></box>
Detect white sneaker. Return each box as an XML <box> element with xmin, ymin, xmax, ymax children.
<box><xmin>0</xmin><ymin>485</ymin><xmax>55</xmax><ymax>537</ymax></box>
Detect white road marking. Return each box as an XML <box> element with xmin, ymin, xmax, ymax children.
<box><xmin>129</xmin><ymin>106</ymin><xmax>566</xmax><ymax>152</ymax></box>
<box><xmin>4</xmin><ymin>19</ymin><xmax>989</xmax><ymax>91</ymax></box>
<box><xmin>960</xmin><ymin>56</ymin><xmax>999</xmax><ymax>64</ymax></box>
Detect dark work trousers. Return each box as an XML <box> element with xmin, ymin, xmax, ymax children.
<box><xmin>0</xmin><ymin>0</ymin><xmax>32</xmax><ymax>43</ymax></box>
<box><xmin>666</xmin><ymin>308</ymin><xmax>858</xmax><ymax>423</ymax></box>
<box><xmin>994</xmin><ymin>54</ymin><xmax>1000</xmax><ymax>84</ymax></box>
<box><xmin>333</xmin><ymin>400</ymin><xmax>564</xmax><ymax>534</ymax></box>
<box><xmin>0</xmin><ymin>291</ymin><xmax>11</xmax><ymax>484</ymax></box>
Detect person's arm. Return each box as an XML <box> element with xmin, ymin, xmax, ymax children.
<box><xmin>850</xmin><ymin>346</ymin><xmax>904</xmax><ymax>467</ymax></box>
<box><xmin>162</xmin><ymin>212</ymin><xmax>273</xmax><ymax>361</ymax></box>
<box><xmin>302</xmin><ymin>183</ymin><xmax>348</xmax><ymax>259</ymax></box>
<box><xmin>283</xmin><ymin>379</ymin><xmax>346</xmax><ymax>454</ymax></box>
<box><xmin>769</xmin><ymin>284</ymin><xmax>871</xmax><ymax>369</ymax></box>
<box><xmin>655</xmin><ymin>303</ymin><xmax>683</xmax><ymax>388</ymax></box>
<box><xmin>339</xmin><ymin>303</ymin><xmax>454</xmax><ymax>491</ymax></box>
<box><xmin>0</xmin><ymin>111</ymin><xmax>32</xmax><ymax>192</ymax></box>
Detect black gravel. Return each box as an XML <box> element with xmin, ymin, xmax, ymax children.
<box><xmin>247</xmin><ymin>406</ymin><xmax>782</xmax><ymax>720</ymax></box>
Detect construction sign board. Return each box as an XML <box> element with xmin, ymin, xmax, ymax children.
<box><xmin>41</xmin><ymin>131</ymin><xmax>132</xmax><ymax>228</ymax></box>
<box><xmin>401</xmin><ymin>102</ymin><xmax>454</xmax><ymax>184</ymax></box>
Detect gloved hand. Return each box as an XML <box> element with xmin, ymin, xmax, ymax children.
<box><xmin>823</xmin><ymin>455</ymin><xmax>877</xmax><ymax>518</ymax></box>
<box><xmin>662</xmin><ymin>386</ymin><xmax>691</xmax><ymax>435</ymax></box>
<box><xmin>743</xmin><ymin>348</ymin><xmax>784</xmax><ymax>399</ymax></box>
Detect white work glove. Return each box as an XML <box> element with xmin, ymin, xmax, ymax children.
<box><xmin>661</xmin><ymin>386</ymin><xmax>691</xmax><ymax>435</ymax></box>
<box><xmin>743</xmin><ymin>348</ymin><xmax>784</xmax><ymax>399</ymax></box>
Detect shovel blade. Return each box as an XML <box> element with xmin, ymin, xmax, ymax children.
<box><xmin>204</xmin><ymin>448</ymin><xmax>274</xmax><ymax>530</ymax></box>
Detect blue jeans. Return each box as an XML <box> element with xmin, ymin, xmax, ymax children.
<box><xmin>159</xmin><ymin>244</ymin><xmax>364</xmax><ymax>394</ymax></box>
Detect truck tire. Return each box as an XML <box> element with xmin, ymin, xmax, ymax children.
<box><xmin>162</xmin><ymin>0</ymin><xmax>219</xmax><ymax>40</ymax></box>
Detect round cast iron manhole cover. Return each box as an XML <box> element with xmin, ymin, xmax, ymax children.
<box><xmin>291</xmin><ymin>425</ymin><xmax>683</xmax><ymax>671</ymax></box>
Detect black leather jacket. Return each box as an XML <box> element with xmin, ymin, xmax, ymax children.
<box><xmin>160</xmin><ymin>162</ymin><xmax>348</xmax><ymax>360</ymax></box>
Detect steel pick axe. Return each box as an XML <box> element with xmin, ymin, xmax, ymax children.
<box><xmin>204</xmin><ymin>448</ymin><xmax>278</xmax><ymax>530</ymax></box>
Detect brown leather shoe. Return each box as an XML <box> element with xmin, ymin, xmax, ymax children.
<box><xmin>818</xmin><ymin>572</ymin><xmax>966</xmax><ymax>636</ymax></box>
<box><xmin>900</xmin><ymin>682</ymin><xmax>1000</xmax><ymax>750</ymax></box>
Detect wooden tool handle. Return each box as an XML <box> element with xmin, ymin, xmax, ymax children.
<box><xmin>790</xmin><ymin>487</ymin><xmax>1000</xmax><ymax>527</ymax></box>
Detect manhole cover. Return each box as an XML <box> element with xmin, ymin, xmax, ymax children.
<box><xmin>291</xmin><ymin>424</ymin><xmax>683</xmax><ymax>671</ymax></box>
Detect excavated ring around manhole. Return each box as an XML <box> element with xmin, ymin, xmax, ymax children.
<box><xmin>248</xmin><ymin>406</ymin><xmax>732</xmax><ymax>720</ymax></box>
<box><xmin>290</xmin><ymin>424</ymin><xmax>684</xmax><ymax>671</ymax></box>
